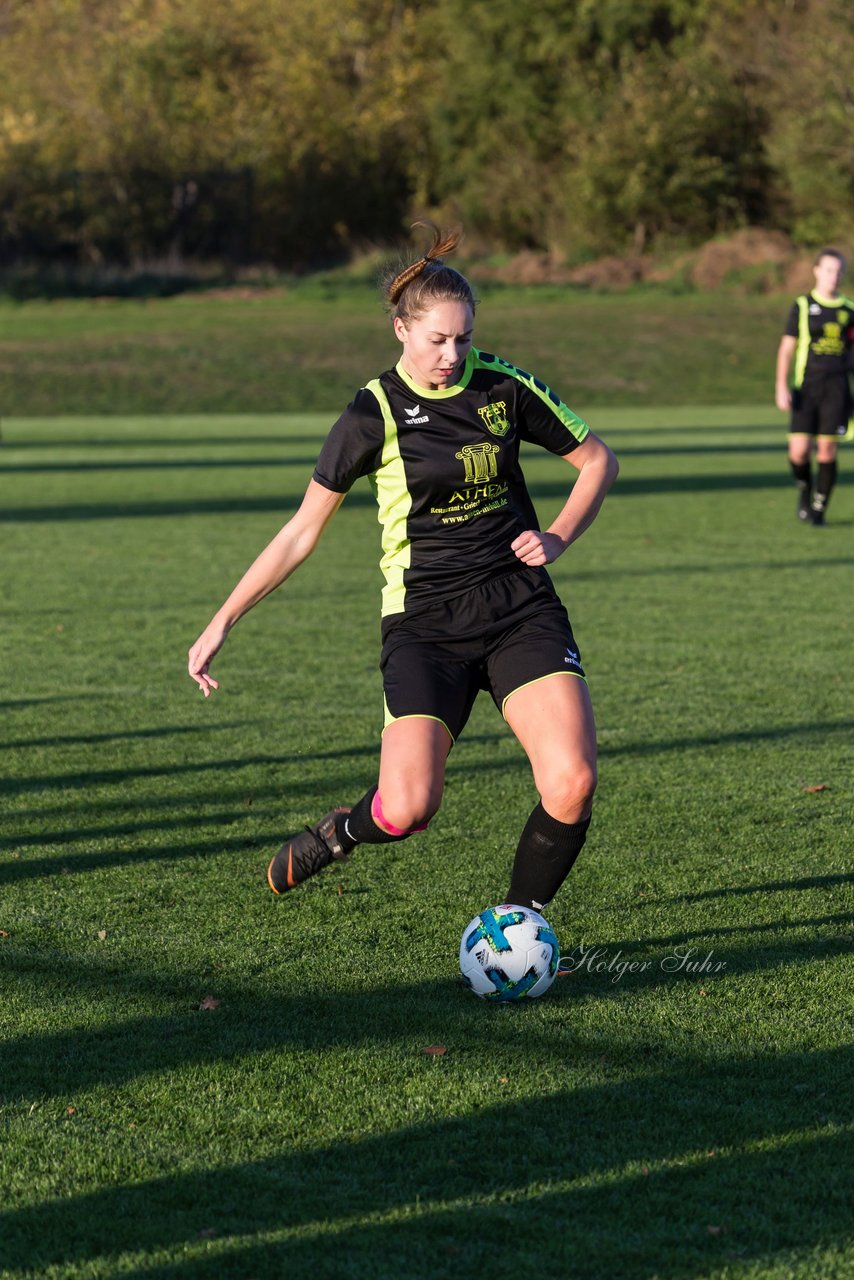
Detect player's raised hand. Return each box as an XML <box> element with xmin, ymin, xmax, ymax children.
<box><xmin>511</xmin><ymin>529</ymin><xmax>566</xmax><ymax>566</ymax></box>
<box><xmin>187</xmin><ymin>621</ymin><xmax>229</xmax><ymax>696</ymax></box>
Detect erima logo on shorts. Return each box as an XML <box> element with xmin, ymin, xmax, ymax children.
<box><xmin>565</xmin><ymin>648</ymin><xmax>580</xmax><ymax>665</ymax></box>
<box><xmin>404</xmin><ymin>404</ymin><xmax>429</xmax><ymax>425</ymax></box>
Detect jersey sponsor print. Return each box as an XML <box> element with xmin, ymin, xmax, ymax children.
<box><xmin>313</xmin><ymin>350</ymin><xmax>589</xmax><ymax>616</ymax></box>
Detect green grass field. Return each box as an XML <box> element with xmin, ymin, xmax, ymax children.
<box><xmin>1</xmin><ymin>406</ymin><xmax>852</xmax><ymax>1279</ymax></box>
<box><xmin>0</xmin><ymin>286</ymin><xmax>788</xmax><ymax>414</ymax></box>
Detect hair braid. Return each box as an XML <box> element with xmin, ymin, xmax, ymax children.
<box><xmin>382</xmin><ymin>221</ymin><xmax>476</xmax><ymax>322</ymax></box>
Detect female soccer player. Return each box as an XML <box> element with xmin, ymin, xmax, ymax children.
<box><xmin>188</xmin><ymin>226</ymin><xmax>619</xmax><ymax>914</ymax></box>
<box><xmin>775</xmin><ymin>248</ymin><xmax>854</xmax><ymax>525</ymax></box>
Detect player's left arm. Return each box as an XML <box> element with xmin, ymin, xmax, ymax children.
<box><xmin>511</xmin><ymin>432</ymin><xmax>619</xmax><ymax>567</ymax></box>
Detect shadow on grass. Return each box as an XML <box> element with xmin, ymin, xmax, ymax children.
<box><xmin>538</xmin><ymin>472</ymin><xmax>793</xmax><ymax>500</ymax></box>
<box><xmin>3</xmin><ymin>435</ymin><xmax>329</xmax><ymax>450</ymax></box>
<box><xmin>3</xmin><ymin>811</ymin><xmax>265</xmax><ymax>851</ymax></box>
<box><xmin>0</xmin><ymin>831</ymin><xmax>273</xmax><ymax>884</ymax></box>
<box><xmin>601</xmin><ymin>422</ymin><xmax>782</xmax><ymax>436</ymax></box>
<box><xmin>3</xmin><ymin>717</ymin><xmax>850</xmax><ymax>882</ymax></box>
<box><xmin>95</xmin><ymin>1132</ymin><xmax>854</xmax><ymax>1280</ymax></box>
<box><xmin>568</xmin><ymin>555</ymin><xmax>854</xmax><ymax>581</ymax></box>
<box><xmin>600</xmin><ymin>910</ymin><xmax>854</xmax><ymax>954</ymax></box>
<box><xmin>1</xmin><ymin>929</ymin><xmax>851</xmax><ymax>1108</ymax></box>
<box><xmin>0</xmin><ymin>749</ymin><xmax>375</xmax><ymax>800</ymax></box>
<box><xmin>0</xmin><ymin>445</ymin><xmax>792</xmax><ymax>477</ymax></box>
<box><xmin>0</xmin><ymin>455</ymin><xmax>320</xmax><ymax>475</ymax></box>
<box><xmin>0</xmin><ymin>495</ymin><xmax>305</xmax><ymax>522</ymax></box>
<box><xmin>0</xmin><ymin>471</ymin><xmax>800</xmax><ymax>523</ymax></box>
<box><xmin>4</xmin><ymin>717</ymin><xmax>850</xmax><ymax>802</ymax></box>
<box><xmin>602</xmin><ymin>442</ymin><xmax>787</xmax><ymax>457</ymax></box>
<box><xmin>0</xmin><ymin>1028</ymin><xmax>850</xmax><ymax>1278</ymax></box>
<box><xmin>0</xmin><ymin>729</ymin><xmax>513</xmax><ymax>807</ymax></box>
<box><xmin>0</xmin><ymin>694</ymin><xmax>113</xmax><ymax>710</ymax></box>
<box><xmin>669</xmin><ymin>874</ymin><xmax>854</xmax><ymax>903</ymax></box>
<box><xmin>599</xmin><ymin>717</ymin><xmax>854</xmax><ymax>759</ymax></box>
<box><xmin>3</xmin><ymin>722</ymin><xmax>252</xmax><ymax>752</ymax></box>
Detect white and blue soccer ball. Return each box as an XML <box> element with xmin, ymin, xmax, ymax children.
<box><xmin>459</xmin><ymin>904</ymin><xmax>560</xmax><ymax>1001</ymax></box>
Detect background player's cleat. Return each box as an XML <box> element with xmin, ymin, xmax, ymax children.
<box><xmin>810</xmin><ymin>507</ymin><xmax>826</xmax><ymax>526</ymax></box>
<box><xmin>797</xmin><ymin>489</ymin><xmax>811</xmax><ymax>521</ymax></box>
<box><xmin>267</xmin><ymin>808</ymin><xmax>350</xmax><ymax>894</ymax></box>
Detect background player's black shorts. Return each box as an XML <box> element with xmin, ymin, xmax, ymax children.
<box><xmin>380</xmin><ymin>567</ymin><xmax>586</xmax><ymax>742</ymax></box>
<box><xmin>790</xmin><ymin>374</ymin><xmax>851</xmax><ymax>437</ymax></box>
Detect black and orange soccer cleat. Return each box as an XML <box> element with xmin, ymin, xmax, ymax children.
<box><xmin>267</xmin><ymin>808</ymin><xmax>351</xmax><ymax>894</ymax></box>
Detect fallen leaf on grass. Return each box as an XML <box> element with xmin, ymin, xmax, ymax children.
<box><xmin>422</xmin><ymin>1044</ymin><xmax>447</xmax><ymax>1056</ymax></box>
<box><xmin>199</xmin><ymin>996</ymin><xmax>221</xmax><ymax>1011</ymax></box>
<box><xmin>801</xmin><ymin>784</ymin><xmax>829</xmax><ymax>793</ymax></box>
<box><xmin>707</xmin><ymin>1225</ymin><xmax>726</xmax><ymax>1236</ymax></box>
<box><xmin>97</xmin><ymin>930</ymin><xmax>107</xmax><ymax>941</ymax></box>
<box><xmin>498</xmin><ymin>1076</ymin><xmax>509</xmax><ymax>1084</ymax></box>
<box><xmin>197</xmin><ymin>1228</ymin><xmax>217</xmax><ymax>1240</ymax></box>
<box><xmin>0</xmin><ymin>930</ymin><xmax>9</xmax><ymax>938</ymax></box>
<box><xmin>66</xmin><ymin>1106</ymin><xmax>75</xmax><ymax>1116</ymax></box>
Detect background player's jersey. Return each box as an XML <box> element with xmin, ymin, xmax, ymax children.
<box><xmin>785</xmin><ymin>292</ymin><xmax>854</xmax><ymax>386</ymax></box>
<box><xmin>313</xmin><ymin>349</ymin><xmax>589</xmax><ymax>617</ymax></box>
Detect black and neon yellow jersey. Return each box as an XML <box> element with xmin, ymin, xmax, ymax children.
<box><xmin>785</xmin><ymin>292</ymin><xmax>854</xmax><ymax>386</ymax></box>
<box><xmin>312</xmin><ymin>348</ymin><xmax>589</xmax><ymax>617</ymax></box>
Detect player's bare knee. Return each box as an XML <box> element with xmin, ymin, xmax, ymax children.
<box><xmin>376</xmin><ymin>787</ymin><xmax>439</xmax><ymax>835</ymax></box>
<box><xmin>540</xmin><ymin>763</ymin><xmax>597</xmax><ymax>820</ymax></box>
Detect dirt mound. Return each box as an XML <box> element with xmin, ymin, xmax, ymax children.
<box><xmin>784</xmin><ymin>253</ymin><xmax>819</xmax><ymax>294</ymax></box>
<box><xmin>689</xmin><ymin>228</ymin><xmax>793</xmax><ymax>289</ymax></box>
<box><xmin>487</xmin><ymin>251</ymin><xmax>571</xmax><ymax>285</ymax></box>
<box><xmin>565</xmin><ymin>254</ymin><xmax>653</xmax><ymax>288</ymax></box>
<box><xmin>485</xmin><ymin>250</ymin><xmax>656</xmax><ymax>288</ymax></box>
<box><xmin>480</xmin><ymin>231</ymin><xmax>808</xmax><ymax>292</ymax></box>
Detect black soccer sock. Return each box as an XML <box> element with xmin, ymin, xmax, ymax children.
<box><xmin>507</xmin><ymin>803</ymin><xmax>591</xmax><ymax>912</ymax></box>
<box><xmin>336</xmin><ymin>785</ymin><xmax>414</xmax><ymax>852</ymax></box>
<box><xmin>790</xmin><ymin>459</ymin><xmax>812</xmax><ymax>494</ymax></box>
<box><xmin>813</xmin><ymin>460</ymin><xmax>837</xmax><ymax>511</ymax></box>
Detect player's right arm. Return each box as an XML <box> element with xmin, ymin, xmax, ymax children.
<box><xmin>188</xmin><ymin>479</ymin><xmax>345</xmax><ymax>696</ymax></box>
<box><xmin>775</xmin><ymin>334</ymin><xmax>797</xmax><ymax>412</ymax></box>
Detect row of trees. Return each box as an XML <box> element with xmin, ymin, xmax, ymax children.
<box><xmin>1</xmin><ymin>0</ymin><xmax>852</xmax><ymax>269</ymax></box>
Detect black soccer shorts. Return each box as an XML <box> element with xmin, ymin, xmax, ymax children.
<box><xmin>790</xmin><ymin>374</ymin><xmax>851</xmax><ymax>437</ymax></box>
<box><xmin>380</xmin><ymin>566</ymin><xmax>586</xmax><ymax>742</ymax></box>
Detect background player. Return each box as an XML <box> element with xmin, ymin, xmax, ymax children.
<box><xmin>775</xmin><ymin>248</ymin><xmax>854</xmax><ymax>524</ymax></box>
<box><xmin>188</xmin><ymin>225</ymin><xmax>618</xmax><ymax>916</ymax></box>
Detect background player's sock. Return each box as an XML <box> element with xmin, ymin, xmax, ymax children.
<box><xmin>507</xmin><ymin>803</ymin><xmax>590</xmax><ymax>912</ymax></box>
<box><xmin>814</xmin><ymin>460</ymin><xmax>837</xmax><ymax>512</ymax></box>
<box><xmin>790</xmin><ymin>460</ymin><xmax>811</xmax><ymax>490</ymax></box>
<box><xmin>793</xmin><ymin>458</ymin><xmax>814</xmax><ymax>512</ymax></box>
